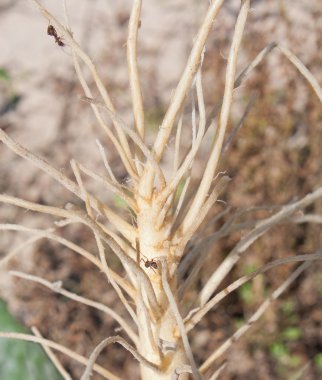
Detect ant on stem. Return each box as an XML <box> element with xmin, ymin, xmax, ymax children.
<box><xmin>140</xmin><ymin>256</ymin><xmax>158</xmax><ymax>273</ymax></box>
<box><xmin>47</xmin><ymin>24</ymin><xmax>65</xmax><ymax>47</ymax></box>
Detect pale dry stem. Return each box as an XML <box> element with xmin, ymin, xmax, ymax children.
<box><xmin>180</xmin><ymin>0</ymin><xmax>250</xmax><ymax>237</ymax></box>
<box><xmin>75</xmin><ymin>161</ymin><xmax>137</xmax><ymax>211</ymax></box>
<box><xmin>10</xmin><ymin>270</ymin><xmax>138</xmax><ymax>345</ymax></box>
<box><xmin>70</xmin><ymin>162</ymin><xmax>139</xmax><ymax>328</ymax></box>
<box><xmin>138</xmin><ymin>0</ymin><xmax>225</xmax><ymax>200</ymax></box>
<box><xmin>278</xmin><ymin>45</ymin><xmax>322</xmax><ymax>102</ymax></box>
<box><xmin>185</xmin><ymin>249</ymin><xmax>322</xmax><ymax>332</ymax></box>
<box><xmin>0</xmin><ymin>129</ymin><xmax>136</xmax><ymax>241</ymax></box>
<box><xmin>65</xmin><ymin>204</ymin><xmax>161</xmax><ymax>318</ymax></box>
<box><xmin>31</xmin><ymin>326</ymin><xmax>73</xmax><ymax>380</ymax></box>
<box><xmin>71</xmin><ymin>52</ymin><xmax>138</xmax><ymax>180</ymax></box>
<box><xmin>127</xmin><ymin>0</ymin><xmax>145</xmax><ymax>140</ymax></box>
<box><xmin>81</xmin><ymin>97</ymin><xmax>166</xmax><ymax>190</ymax></box>
<box><xmin>157</xmin><ymin>69</ymin><xmax>206</xmax><ymax>207</ymax></box>
<box><xmin>199</xmin><ymin>185</ymin><xmax>322</xmax><ymax>305</ymax></box>
<box><xmin>199</xmin><ymin>262</ymin><xmax>311</xmax><ymax>373</ymax></box>
<box><xmin>158</xmin><ymin>258</ymin><xmax>201</xmax><ymax>380</ymax></box>
<box><xmin>96</xmin><ymin>139</ymin><xmax>118</xmax><ymax>183</ymax></box>
<box><xmin>0</xmin><ymin>332</ymin><xmax>120</xmax><ymax>380</ymax></box>
<box><xmin>175</xmin><ymin>175</ymin><xmax>231</xmax><ymax>253</ymax></box>
<box><xmin>81</xmin><ymin>336</ymin><xmax>161</xmax><ymax>380</ymax></box>
<box><xmin>0</xmin><ymin>222</ymin><xmax>134</xmax><ymax>298</ymax></box>
<box><xmin>30</xmin><ymin>0</ymin><xmax>134</xmax><ymax>166</ymax></box>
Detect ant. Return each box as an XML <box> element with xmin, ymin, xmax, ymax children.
<box><xmin>140</xmin><ymin>256</ymin><xmax>158</xmax><ymax>273</ymax></box>
<box><xmin>47</xmin><ymin>24</ymin><xmax>65</xmax><ymax>47</ymax></box>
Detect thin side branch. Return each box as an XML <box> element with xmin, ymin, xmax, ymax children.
<box><xmin>179</xmin><ymin>0</ymin><xmax>250</xmax><ymax>236</ymax></box>
<box><xmin>152</xmin><ymin>0</ymin><xmax>225</xmax><ymax>161</ymax></box>
<box><xmin>81</xmin><ymin>336</ymin><xmax>161</xmax><ymax>380</ymax></box>
<box><xmin>199</xmin><ymin>262</ymin><xmax>311</xmax><ymax>373</ymax></box>
<box><xmin>76</xmin><ymin>161</ymin><xmax>137</xmax><ymax>211</ymax></box>
<box><xmin>31</xmin><ymin>0</ymin><xmax>134</xmax><ymax>167</ymax></box>
<box><xmin>278</xmin><ymin>44</ymin><xmax>322</xmax><ymax>102</ymax></box>
<box><xmin>157</xmin><ymin>69</ymin><xmax>206</xmax><ymax>207</ymax></box>
<box><xmin>0</xmin><ymin>129</ymin><xmax>136</xmax><ymax>242</ymax></box>
<box><xmin>0</xmin><ymin>332</ymin><xmax>121</xmax><ymax>380</ymax></box>
<box><xmin>176</xmin><ymin>176</ymin><xmax>231</xmax><ymax>255</ymax></box>
<box><xmin>127</xmin><ymin>0</ymin><xmax>145</xmax><ymax>139</ymax></box>
<box><xmin>31</xmin><ymin>326</ymin><xmax>73</xmax><ymax>380</ymax></box>
<box><xmin>0</xmin><ymin>223</ymin><xmax>134</xmax><ymax>299</ymax></box>
<box><xmin>199</xmin><ymin>185</ymin><xmax>322</xmax><ymax>305</ymax></box>
<box><xmin>158</xmin><ymin>258</ymin><xmax>201</xmax><ymax>380</ymax></box>
<box><xmin>10</xmin><ymin>270</ymin><xmax>138</xmax><ymax>346</ymax></box>
<box><xmin>81</xmin><ymin>97</ymin><xmax>166</xmax><ymax>189</ymax></box>
<box><xmin>65</xmin><ymin>203</ymin><xmax>161</xmax><ymax>318</ymax></box>
<box><xmin>72</xmin><ymin>54</ymin><xmax>138</xmax><ymax>179</ymax></box>
<box><xmin>185</xmin><ymin>249</ymin><xmax>322</xmax><ymax>332</ymax></box>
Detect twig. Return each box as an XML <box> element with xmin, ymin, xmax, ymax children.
<box><xmin>31</xmin><ymin>0</ymin><xmax>134</xmax><ymax>168</ymax></box>
<box><xmin>199</xmin><ymin>262</ymin><xmax>311</xmax><ymax>373</ymax></box>
<box><xmin>0</xmin><ymin>129</ymin><xmax>136</xmax><ymax>242</ymax></box>
<box><xmin>138</xmin><ymin>0</ymin><xmax>226</xmax><ymax>201</ymax></box>
<box><xmin>10</xmin><ymin>269</ymin><xmax>138</xmax><ymax>346</ymax></box>
<box><xmin>127</xmin><ymin>0</ymin><xmax>144</xmax><ymax>139</ymax></box>
<box><xmin>81</xmin><ymin>97</ymin><xmax>166</xmax><ymax>189</ymax></box>
<box><xmin>278</xmin><ymin>44</ymin><xmax>322</xmax><ymax>103</ymax></box>
<box><xmin>157</xmin><ymin>69</ymin><xmax>206</xmax><ymax>206</ymax></box>
<box><xmin>0</xmin><ymin>223</ymin><xmax>134</xmax><ymax>299</ymax></box>
<box><xmin>179</xmin><ymin>0</ymin><xmax>250</xmax><ymax>236</ymax></box>
<box><xmin>65</xmin><ymin>203</ymin><xmax>161</xmax><ymax>318</ymax></box>
<box><xmin>207</xmin><ymin>361</ymin><xmax>227</xmax><ymax>380</ymax></box>
<box><xmin>0</xmin><ymin>332</ymin><xmax>121</xmax><ymax>380</ymax></box>
<box><xmin>185</xmin><ymin>249</ymin><xmax>322</xmax><ymax>332</ymax></box>
<box><xmin>292</xmin><ymin>213</ymin><xmax>322</xmax><ymax>224</ymax></box>
<box><xmin>0</xmin><ymin>232</ymin><xmax>48</xmax><ymax>268</ymax></box>
<box><xmin>152</xmin><ymin>0</ymin><xmax>225</xmax><ymax>162</ymax></box>
<box><xmin>76</xmin><ymin>161</ymin><xmax>137</xmax><ymax>211</ymax></box>
<box><xmin>80</xmin><ymin>335</ymin><xmax>161</xmax><ymax>380</ymax></box>
<box><xmin>173</xmin><ymin>116</ymin><xmax>183</xmax><ymax>175</ymax></box>
<box><xmin>234</xmin><ymin>42</ymin><xmax>277</xmax><ymax>88</ymax></box>
<box><xmin>93</xmin><ymin>229</ymin><xmax>139</xmax><ymax>328</ymax></box>
<box><xmin>71</xmin><ymin>50</ymin><xmax>138</xmax><ymax>180</ymax></box>
<box><xmin>0</xmin><ymin>193</ymin><xmax>72</xmax><ymax>219</ymax></box>
<box><xmin>158</xmin><ymin>258</ymin><xmax>201</xmax><ymax>380</ymax></box>
<box><xmin>199</xmin><ymin>185</ymin><xmax>322</xmax><ymax>305</ymax></box>
<box><xmin>176</xmin><ymin>176</ymin><xmax>231</xmax><ymax>254</ymax></box>
<box><xmin>31</xmin><ymin>326</ymin><xmax>73</xmax><ymax>380</ymax></box>
<box><xmin>96</xmin><ymin>139</ymin><xmax>118</xmax><ymax>183</ymax></box>
<box><xmin>70</xmin><ymin>161</ymin><xmax>139</xmax><ymax>325</ymax></box>
<box><xmin>222</xmin><ymin>92</ymin><xmax>257</xmax><ymax>154</ymax></box>
<box><xmin>136</xmin><ymin>284</ymin><xmax>159</xmax><ymax>353</ymax></box>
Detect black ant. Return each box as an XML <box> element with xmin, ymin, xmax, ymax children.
<box><xmin>140</xmin><ymin>256</ymin><xmax>158</xmax><ymax>273</ymax></box>
<box><xmin>47</xmin><ymin>24</ymin><xmax>65</xmax><ymax>47</ymax></box>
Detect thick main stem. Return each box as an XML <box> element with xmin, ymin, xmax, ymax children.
<box><xmin>136</xmin><ymin>196</ymin><xmax>189</xmax><ymax>379</ymax></box>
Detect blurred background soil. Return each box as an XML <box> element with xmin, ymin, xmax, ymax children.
<box><xmin>0</xmin><ymin>0</ymin><xmax>322</xmax><ymax>379</ymax></box>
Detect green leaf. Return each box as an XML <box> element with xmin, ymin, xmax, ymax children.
<box><xmin>280</xmin><ymin>299</ymin><xmax>295</xmax><ymax>314</ymax></box>
<box><xmin>239</xmin><ymin>282</ymin><xmax>253</xmax><ymax>304</ymax></box>
<box><xmin>315</xmin><ymin>353</ymin><xmax>322</xmax><ymax>371</ymax></box>
<box><xmin>243</xmin><ymin>264</ymin><xmax>258</xmax><ymax>275</ymax></box>
<box><xmin>0</xmin><ymin>68</ymin><xmax>11</xmax><ymax>82</ymax></box>
<box><xmin>282</xmin><ymin>327</ymin><xmax>301</xmax><ymax>341</ymax></box>
<box><xmin>287</xmin><ymin>354</ymin><xmax>301</xmax><ymax>368</ymax></box>
<box><xmin>113</xmin><ymin>194</ymin><xmax>128</xmax><ymax>209</ymax></box>
<box><xmin>0</xmin><ymin>299</ymin><xmax>63</xmax><ymax>380</ymax></box>
<box><xmin>270</xmin><ymin>342</ymin><xmax>289</xmax><ymax>359</ymax></box>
